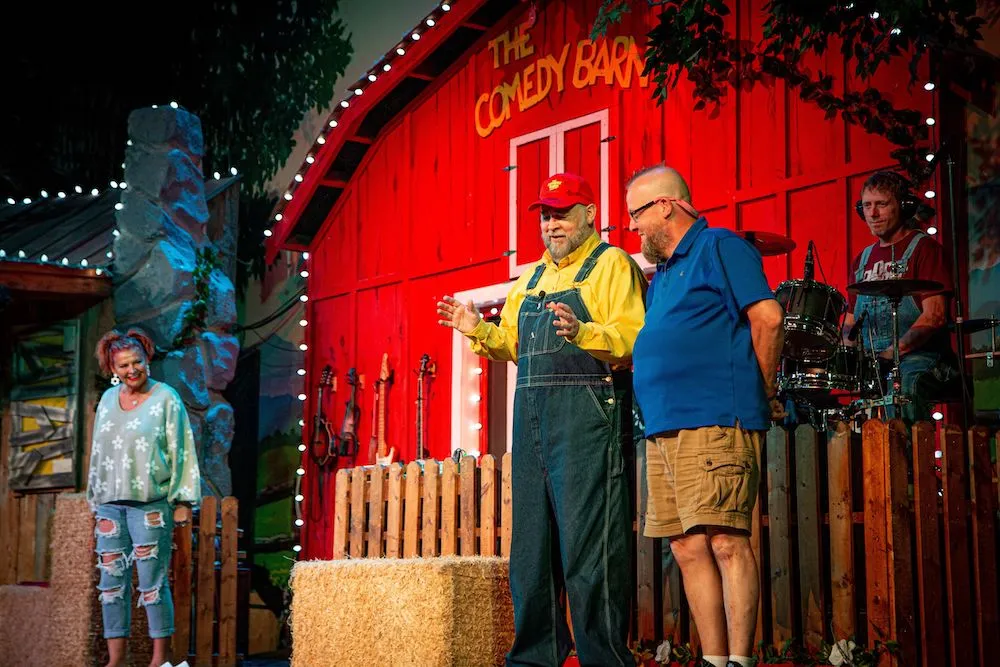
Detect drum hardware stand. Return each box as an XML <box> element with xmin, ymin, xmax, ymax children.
<box><xmin>945</xmin><ymin>150</ymin><xmax>972</xmax><ymax>432</ymax></box>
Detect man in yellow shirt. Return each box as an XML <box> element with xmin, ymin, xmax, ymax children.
<box><xmin>437</xmin><ymin>173</ymin><xmax>646</xmax><ymax>666</ymax></box>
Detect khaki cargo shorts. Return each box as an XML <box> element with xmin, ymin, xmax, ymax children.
<box><xmin>643</xmin><ymin>424</ymin><xmax>762</xmax><ymax>538</ymax></box>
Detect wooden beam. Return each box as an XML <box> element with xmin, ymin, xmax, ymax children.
<box><xmin>0</xmin><ymin>263</ymin><xmax>112</xmax><ymax>299</ymax></box>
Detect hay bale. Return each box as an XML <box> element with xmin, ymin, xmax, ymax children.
<box><xmin>291</xmin><ymin>556</ymin><xmax>514</xmax><ymax>667</ymax></box>
<box><xmin>48</xmin><ymin>494</ymin><xmax>99</xmax><ymax>667</ymax></box>
<box><xmin>0</xmin><ymin>494</ymin><xmax>96</xmax><ymax>667</ymax></box>
<box><xmin>0</xmin><ymin>584</ymin><xmax>54</xmax><ymax>665</ymax></box>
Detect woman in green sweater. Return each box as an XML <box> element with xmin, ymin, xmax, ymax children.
<box><xmin>86</xmin><ymin>327</ymin><xmax>201</xmax><ymax>667</ymax></box>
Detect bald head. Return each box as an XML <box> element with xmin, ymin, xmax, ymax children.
<box><xmin>625</xmin><ymin>163</ymin><xmax>698</xmax><ymax>263</ymax></box>
<box><xmin>626</xmin><ymin>164</ymin><xmax>692</xmax><ymax>203</ymax></box>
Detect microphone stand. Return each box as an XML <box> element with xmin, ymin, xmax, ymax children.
<box><xmin>945</xmin><ymin>153</ymin><xmax>971</xmax><ymax>433</ymax></box>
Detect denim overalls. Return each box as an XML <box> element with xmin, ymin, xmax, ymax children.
<box><xmin>506</xmin><ymin>242</ymin><xmax>633</xmax><ymax>667</ymax></box>
<box><xmin>853</xmin><ymin>232</ymin><xmax>958</xmax><ymax>422</ymax></box>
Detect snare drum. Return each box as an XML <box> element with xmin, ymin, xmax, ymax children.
<box><xmin>780</xmin><ymin>345</ymin><xmax>862</xmax><ymax>393</ymax></box>
<box><xmin>775</xmin><ymin>279</ymin><xmax>847</xmax><ymax>362</ymax></box>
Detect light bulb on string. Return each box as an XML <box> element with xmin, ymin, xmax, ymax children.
<box><xmin>74</xmin><ymin>186</ymin><xmax>82</xmax><ymax>194</ymax></box>
<box><xmin>341</xmin><ymin>100</ymin><xmax>350</xmax><ymax>108</ymax></box>
<box><xmin>41</xmin><ymin>190</ymin><xmax>49</xmax><ymax>198</ymax></box>
<box><xmin>396</xmin><ymin>48</ymin><xmax>405</xmax><ymax>56</ymax></box>
<box><xmin>264</xmin><ymin>229</ymin><xmax>273</xmax><ymax>238</ymax></box>
<box><xmin>275</xmin><ymin>213</ymin><xmax>283</xmax><ymax>221</ymax></box>
<box><xmin>426</xmin><ymin>18</ymin><xmax>436</xmax><ymax>27</ymax></box>
<box><xmin>91</xmin><ymin>189</ymin><xmax>99</xmax><ymax>196</ymax></box>
<box><xmin>300</xmin><ymin>295</ymin><xmax>309</xmax><ymax>302</ymax></box>
<box><xmin>368</xmin><ymin>74</ymin><xmax>377</xmax><ymax>82</ymax></box>
<box><xmin>924</xmin><ymin>82</ymin><xmax>935</xmax><ymax>91</ymax></box>
<box><xmin>442</xmin><ymin>3</ymin><xmax>451</xmax><ymax>10</ymax></box>
<box><xmin>383</xmin><ymin>64</ymin><xmax>392</xmax><ymax>72</ymax></box>
<box><xmin>57</xmin><ymin>191</ymin><xmax>66</xmax><ymax>198</ymax></box>
<box><xmin>412</xmin><ymin>32</ymin><xmax>421</xmax><ymax>40</ymax></box>
<box><xmin>305</xmin><ymin>155</ymin><xmax>315</xmax><ymax>164</ymax></box>
<box><xmin>317</xmin><ymin>136</ymin><xmax>326</xmax><ymax>145</ymax></box>
<box><xmin>294</xmin><ymin>174</ymin><xmax>304</xmax><ymax>183</ymax></box>
<box><xmin>230</xmin><ymin>167</ymin><xmax>238</xmax><ymax>176</ymax></box>
<box><xmin>292</xmin><ymin>545</ymin><xmax>302</xmax><ymax>553</ymax></box>
<box><xmin>6</xmin><ymin>198</ymin><xmax>14</xmax><ymax>205</ymax></box>
<box><xmin>213</xmin><ymin>171</ymin><xmax>221</xmax><ymax>180</ymax></box>
<box><xmin>924</xmin><ymin>190</ymin><xmax>936</xmax><ymax>198</ymax></box>
<box><xmin>110</xmin><ymin>180</ymin><xmax>118</xmax><ymax>189</ymax></box>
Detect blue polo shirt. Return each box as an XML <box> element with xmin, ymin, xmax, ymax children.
<box><xmin>633</xmin><ymin>218</ymin><xmax>775</xmax><ymax>435</ymax></box>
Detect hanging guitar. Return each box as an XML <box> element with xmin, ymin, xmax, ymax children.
<box><xmin>309</xmin><ymin>365</ymin><xmax>337</xmax><ymax>467</ymax></box>
<box><xmin>339</xmin><ymin>368</ymin><xmax>361</xmax><ymax>458</ymax></box>
<box><xmin>414</xmin><ymin>354</ymin><xmax>436</xmax><ymax>460</ymax></box>
<box><xmin>371</xmin><ymin>353</ymin><xmax>396</xmax><ymax>465</ymax></box>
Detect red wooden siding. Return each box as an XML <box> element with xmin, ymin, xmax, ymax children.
<box><xmin>299</xmin><ymin>0</ymin><xmax>936</xmax><ymax>558</ymax></box>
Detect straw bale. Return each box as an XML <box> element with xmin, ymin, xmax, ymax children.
<box><xmin>0</xmin><ymin>494</ymin><xmax>96</xmax><ymax>667</ymax></box>
<box><xmin>49</xmin><ymin>494</ymin><xmax>98</xmax><ymax>667</ymax></box>
<box><xmin>291</xmin><ymin>556</ymin><xmax>514</xmax><ymax>667</ymax></box>
<box><xmin>0</xmin><ymin>584</ymin><xmax>53</xmax><ymax>665</ymax></box>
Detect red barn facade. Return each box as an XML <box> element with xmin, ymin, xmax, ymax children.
<box><xmin>267</xmin><ymin>0</ymin><xmax>937</xmax><ymax>558</ymax></box>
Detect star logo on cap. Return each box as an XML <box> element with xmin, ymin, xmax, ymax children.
<box><xmin>547</xmin><ymin>179</ymin><xmax>562</xmax><ymax>191</ymax></box>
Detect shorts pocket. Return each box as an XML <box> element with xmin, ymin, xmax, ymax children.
<box><xmin>700</xmin><ymin>451</ymin><xmax>755</xmax><ymax>514</ymax></box>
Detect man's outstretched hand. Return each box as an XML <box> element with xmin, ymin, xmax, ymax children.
<box><xmin>437</xmin><ymin>295</ymin><xmax>482</xmax><ymax>334</ymax></box>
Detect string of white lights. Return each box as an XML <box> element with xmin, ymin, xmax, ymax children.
<box><xmin>263</xmin><ymin>2</ymin><xmax>454</xmax><ymax>242</ymax></box>
<box><xmin>2</xmin><ymin>100</ymin><xmax>240</xmax><ymax>272</ymax></box>
<box><xmin>292</xmin><ymin>252</ymin><xmax>311</xmax><ymax>556</ymax></box>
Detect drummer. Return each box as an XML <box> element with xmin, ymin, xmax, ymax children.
<box><xmin>842</xmin><ymin>171</ymin><xmax>961</xmax><ymax>423</ymax></box>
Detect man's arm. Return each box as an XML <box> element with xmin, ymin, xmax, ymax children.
<box><xmin>746</xmin><ymin>298</ymin><xmax>785</xmax><ymax>398</ymax></box>
<box><xmin>879</xmin><ymin>294</ymin><xmax>947</xmax><ymax>359</ymax></box>
<box><xmin>569</xmin><ymin>253</ymin><xmax>648</xmax><ymax>365</ymax></box>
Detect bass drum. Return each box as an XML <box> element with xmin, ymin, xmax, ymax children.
<box><xmin>775</xmin><ymin>279</ymin><xmax>847</xmax><ymax>362</ymax></box>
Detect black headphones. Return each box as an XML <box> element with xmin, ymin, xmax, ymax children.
<box><xmin>855</xmin><ymin>172</ymin><xmax>919</xmax><ymax>221</ymax></box>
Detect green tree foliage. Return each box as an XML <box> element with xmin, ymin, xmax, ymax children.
<box><xmin>0</xmin><ymin>1</ymin><xmax>353</xmax><ymax>292</ymax></box>
<box><xmin>593</xmin><ymin>0</ymin><xmax>998</xmax><ymax>185</ymax></box>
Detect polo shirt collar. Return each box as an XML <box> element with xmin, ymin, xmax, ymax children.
<box><xmin>658</xmin><ymin>217</ymin><xmax>708</xmax><ymax>270</ymax></box>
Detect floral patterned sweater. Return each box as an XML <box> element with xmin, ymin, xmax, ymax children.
<box><xmin>86</xmin><ymin>381</ymin><xmax>202</xmax><ymax>510</ymax></box>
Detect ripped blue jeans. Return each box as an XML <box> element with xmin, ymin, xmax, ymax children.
<box><xmin>94</xmin><ymin>499</ymin><xmax>174</xmax><ymax>639</ymax></box>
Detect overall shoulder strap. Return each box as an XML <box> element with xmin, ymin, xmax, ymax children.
<box><xmin>573</xmin><ymin>242</ymin><xmax>612</xmax><ymax>282</ymax></box>
<box><xmin>525</xmin><ymin>262</ymin><xmax>547</xmax><ymax>291</ymax></box>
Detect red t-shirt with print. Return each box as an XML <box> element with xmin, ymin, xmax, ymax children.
<box><xmin>848</xmin><ymin>230</ymin><xmax>952</xmax><ymax>312</ymax></box>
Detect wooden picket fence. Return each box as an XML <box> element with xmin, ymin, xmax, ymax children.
<box><xmin>170</xmin><ymin>495</ymin><xmax>240</xmax><ymax>667</ymax></box>
<box><xmin>332</xmin><ymin>455</ymin><xmax>512</xmax><ymax>559</ymax></box>
<box><xmin>331</xmin><ymin>422</ymin><xmax>1000</xmax><ymax>666</ymax></box>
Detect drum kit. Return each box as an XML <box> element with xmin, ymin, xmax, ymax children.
<box><xmin>738</xmin><ymin>231</ymin><xmax>946</xmax><ymax>428</ymax></box>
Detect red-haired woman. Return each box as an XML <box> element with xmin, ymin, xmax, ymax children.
<box><xmin>86</xmin><ymin>327</ymin><xmax>201</xmax><ymax>667</ymax></box>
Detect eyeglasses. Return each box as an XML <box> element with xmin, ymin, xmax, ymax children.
<box><xmin>627</xmin><ymin>197</ymin><xmax>700</xmax><ymax>222</ymax></box>
<box><xmin>627</xmin><ymin>198</ymin><xmax>662</xmax><ymax>221</ymax></box>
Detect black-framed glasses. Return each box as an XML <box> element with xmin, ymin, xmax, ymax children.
<box><xmin>627</xmin><ymin>198</ymin><xmax>664</xmax><ymax>221</ymax></box>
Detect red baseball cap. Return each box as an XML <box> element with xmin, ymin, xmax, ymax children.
<box><xmin>527</xmin><ymin>173</ymin><xmax>595</xmax><ymax>210</ymax></box>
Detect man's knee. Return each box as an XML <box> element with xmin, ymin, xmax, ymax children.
<box><xmin>708</xmin><ymin>530</ymin><xmax>752</xmax><ymax>565</ymax></box>
<box><xmin>669</xmin><ymin>533</ymin><xmax>712</xmax><ymax>567</ymax></box>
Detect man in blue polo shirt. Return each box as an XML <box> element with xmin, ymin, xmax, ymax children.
<box><xmin>627</xmin><ymin>164</ymin><xmax>785</xmax><ymax>667</ymax></box>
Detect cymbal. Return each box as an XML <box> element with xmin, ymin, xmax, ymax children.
<box><xmin>736</xmin><ymin>230</ymin><xmax>796</xmax><ymax>256</ymax></box>
<box><xmin>846</xmin><ymin>278</ymin><xmax>943</xmax><ymax>298</ymax></box>
<box><xmin>950</xmin><ymin>317</ymin><xmax>1000</xmax><ymax>334</ymax></box>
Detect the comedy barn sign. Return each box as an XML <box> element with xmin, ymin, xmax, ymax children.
<box><xmin>474</xmin><ymin>24</ymin><xmax>649</xmax><ymax>138</ymax></box>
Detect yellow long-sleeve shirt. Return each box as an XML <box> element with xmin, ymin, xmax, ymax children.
<box><xmin>465</xmin><ymin>233</ymin><xmax>648</xmax><ymax>367</ymax></box>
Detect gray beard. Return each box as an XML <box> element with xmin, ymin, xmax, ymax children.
<box><xmin>544</xmin><ymin>226</ymin><xmax>592</xmax><ymax>261</ymax></box>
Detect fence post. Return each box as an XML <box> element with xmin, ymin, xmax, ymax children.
<box><xmin>219</xmin><ymin>497</ymin><xmax>239</xmax><ymax>667</ymax></box>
